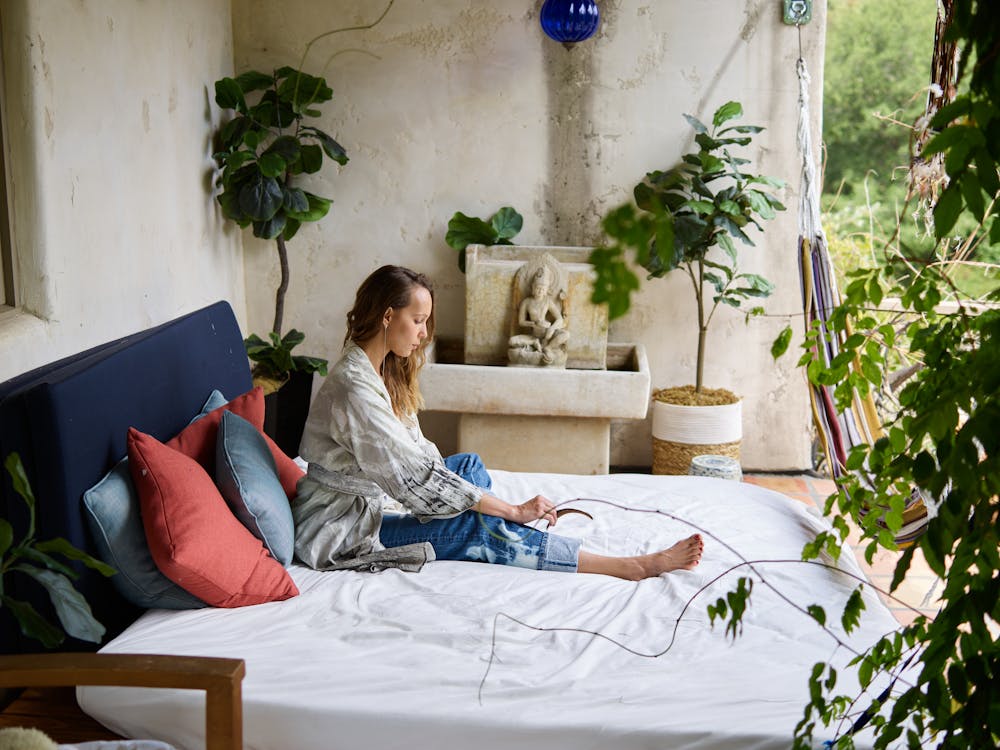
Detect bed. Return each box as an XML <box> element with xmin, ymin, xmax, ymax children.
<box><xmin>0</xmin><ymin>301</ymin><xmax>902</xmax><ymax>750</ymax></box>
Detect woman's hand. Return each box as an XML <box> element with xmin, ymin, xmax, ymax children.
<box><xmin>513</xmin><ymin>495</ymin><xmax>558</xmax><ymax>527</ymax></box>
<box><xmin>473</xmin><ymin>493</ymin><xmax>558</xmax><ymax>527</ymax></box>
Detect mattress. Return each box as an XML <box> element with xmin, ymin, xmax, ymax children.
<box><xmin>79</xmin><ymin>471</ymin><xmax>901</xmax><ymax>750</ymax></box>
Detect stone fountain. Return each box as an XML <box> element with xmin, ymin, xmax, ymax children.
<box><xmin>419</xmin><ymin>245</ymin><xmax>650</xmax><ymax>474</ymax></box>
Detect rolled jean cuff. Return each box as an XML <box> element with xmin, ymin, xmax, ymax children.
<box><xmin>539</xmin><ymin>532</ymin><xmax>581</xmax><ymax>573</ymax></box>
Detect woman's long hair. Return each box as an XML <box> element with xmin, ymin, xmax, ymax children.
<box><xmin>345</xmin><ymin>265</ymin><xmax>435</xmax><ymax>417</ymax></box>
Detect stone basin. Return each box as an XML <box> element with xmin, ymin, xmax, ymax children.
<box><xmin>420</xmin><ymin>340</ymin><xmax>650</xmax><ymax>474</ymax></box>
<box><xmin>421</xmin><ymin>340</ymin><xmax>649</xmax><ymax>418</ymax></box>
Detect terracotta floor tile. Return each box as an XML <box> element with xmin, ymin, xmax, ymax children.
<box><xmin>867</xmin><ymin>574</ymin><xmax>941</xmax><ymax>610</ymax></box>
<box><xmin>891</xmin><ymin>607</ymin><xmax>938</xmax><ymax>627</ymax></box>
<box><xmin>743</xmin><ymin>475</ymin><xmax>809</xmax><ymax>494</ymax></box>
<box><xmin>806</xmin><ymin>477</ymin><xmax>837</xmax><ymax>495</ymax></box>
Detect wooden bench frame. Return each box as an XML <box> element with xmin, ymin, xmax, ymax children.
<box><xmin>0</xmin><ymin>653</ymin><xmax>245</xmax><ymax>750</ymax></box>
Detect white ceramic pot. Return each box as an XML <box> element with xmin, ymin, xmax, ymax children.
<box><xmin>651</xmin><ymin>398</ymin><xmax>743</xmax><ymax>445</ymax></box>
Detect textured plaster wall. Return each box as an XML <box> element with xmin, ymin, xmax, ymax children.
<box><xmin>233</xmin><ymin>0</ymin><xmax>825</xmax><ymax>470</ymax></box>
<box><xmin>0</xmin><ymin>0</ymin><xmax>244</xmax><ymax>382</ymax></box>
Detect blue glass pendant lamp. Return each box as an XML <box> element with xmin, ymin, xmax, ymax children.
<box><xmin>540</xmin><ymin>0</ymin><xmax>600</xmax><ymax>49</ymax></box>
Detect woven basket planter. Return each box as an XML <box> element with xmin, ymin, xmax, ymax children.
<box><xmin>651</xmin><ymin>398</ymin><xmax>742</xmax><ymax>475</ymax></box>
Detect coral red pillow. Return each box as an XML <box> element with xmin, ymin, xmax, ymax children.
<box><xmin>166</xmin><ymin>386</ymin><xmax>304</xmax><ymax>499</ymax></box>
<box><xmin>263</xmin><ymin>432</ymin><xmax>306</xmax><ymax>499</ymax></box>
<box><xmin>166</xmin><ymin>387</ymin><xmax>265</xmax><ymax>471</ymax></box>
<box><xmin>127</xmin><ymin>427</ymin><xmax>298</xmax><ymax>607</ymax></box>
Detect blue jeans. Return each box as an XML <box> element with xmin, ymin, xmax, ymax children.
<box><xmin>378</xmin><ymin>453</ymin><xmax>580</xmax><ymax>573</ymax></box>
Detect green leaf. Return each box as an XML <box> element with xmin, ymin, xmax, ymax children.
<box><xmin>257</xmin><ymin>152</ymin><xmax>287</xmax><ymax>179</ymax></box>
<box><xmin>291</xmin><ymin>355</ymin><xmax>329</xmax><ymax>377</ymax></box>
<box><xmin>686</xmin><ymin>199</ymin><xmax>716</xmax><ymax>215</ymax></box>
<box><xmin>806</xmin><ymin>604</ymin><xmax>826</xmax><ymax>626</ymax></box>
<box><xmin>238</xmin><ymin>173</ymin><xmax>283</xmax><ymax>221</ymax></box>
<box><xmin>772</xmin><ymin>325</ymin><xmax>793</xmax><ymax>359</ymax></box>
<box><xmin>4</xmin><ymin>453</ymin><xmax>35</xmax><ymax>538</ymax></box>
<box><xmin>35</xmin><ymin>538</ymin><xmax>116</xmax><ymax>577</ymax></box>
<box><xmin>281</xmin><ymin>217</ymin><xmax>301</xmax><ymax>242</ymax></box>
<box><xmin>682</xmin><ymin>113</ymin><xmax>708</xmax><ymax>134</ymax></box>
<box><xmin>490</xmin><ymin>207</ymin><xmax>523</xmax><ymax>241</ymax></box>
<box><xmin>278</xmin><ymin>70</ymin><xmax>333</xmax><ymax>110</ymax></box>
<box><xmin>17</xmin><ymin>546</ymin><xmax>77</xmax><ymax>579</ymax></box>
<box><xmin>285</xmin><ymin>192</ymin><xmax>331</xmax><ymax>223</ymax></box>
<box><xmin>233</xmin><ymin>70</ymin><xmax>274</xmax><ymax>94</ymax></box>
<box><xmin>214</xmin><ymin>77</ymin><xmax>246</xmax><ymax>112</ymax></box>
<box><xmin>242</xmin><ymin>129</ymin><xmax>262</xmax><ymax>151</ymax></box>
<box><xmin>921</xmin><ymin>124</ymin><xmax>983</xmax><ymax>157</ymax></box>
<box><xmin>712</xmin><ymin>101</ymin><xmax>743</xmax><ymax>128</ymax></box>
<box><xmin>841</xmin><ymin>585</ymin><xmax>865</xmax><ymax>634</ymax></box>
<box><xmin>933</xmin><ymin>182</ymin><xmax>963</xmax><ymax>239</ymax></box>
<box><xmin>589</xmin><ymin>245</ymin><xmax>640</xmax><ymax>320</ymax></box>
<box><xmin>280</xmin><ymin>329</ymin><xmax>306</xmax><ymax>349</ymax></box>
<box><xmin>298</xmin><ymin>143</ymin><xmax>323</xmax><ymax>174</ymax></box>
<box><xmin>0</xmin><ymin>595</ymin><xmax>64</xmax><ymax>648</ymax></box>
<box><xmin>218</xmin><ymin>117</ymin><xmax>252</xmax><ymax>151</ymax></box>
<box><xmin>959</xmin><ymin>170</ymin><xmax>985</xmax><ymax>221</ymax></box>
<box><xmin>252</xmin><ymin>213</ymin><xmax>287</xmax><ymax>240</ymax></box>
<box><xmin>744</xmin><ymin>190</ymin><xmax>776</xmax><ymax>219</ymax></box>
<box><xmin>301</xmin><ymin>126</ymin><xmax>348</xmax><ymax>165</ymax></box>
<box><xmin>446</xmin><ymin>212</ymin><xmax>497</xmax><ymax>251</ymax></box>
<box><xmin>282</xmin><ymin>186</ymin><xmax>309</xmax><ymax>214</ymax></box>
<box><xmin>12</xmin><ymin>566</ymin><xmax>105</xmax><ymax>643</ymax></box>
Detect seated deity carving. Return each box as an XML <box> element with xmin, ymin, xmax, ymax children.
<box><xmin>507</xmin><ymin>256</ymin><xmax>570</xmax><ymax>368</ymax></box>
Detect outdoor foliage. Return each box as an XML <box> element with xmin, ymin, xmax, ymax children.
<box><xmin>719</xmin><ymin>2</ymin><xmax>1000</xmax><ymax>746</ymax></box>
<box><xmin>589</xmin><ymin>101</ymin><xmax>785</xmax><ymax>391</ymax></box>
<box><xmin>0</xmin><ymin>453</ymin><xmax>114</xmax><ymax>649</ymax></box>
<box><xmin>822</xmin><ymin>0</ymin><xmax>1000</xmax><ymax>295</ymax></box>
<box><xmin>823</xmin><ymin>0</ymin><xmax>937</xmax><ymax>202</ymax></box>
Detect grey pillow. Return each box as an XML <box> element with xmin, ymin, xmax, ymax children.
<box><xmin>215</xmin><ymin>411</ymin><xmax>294</xmax><ymax>565</ymax></box>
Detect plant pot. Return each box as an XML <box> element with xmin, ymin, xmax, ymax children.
<box><xmin>262</xmin><ymin>369</ymin><xmax>315</xmax><ymax>459</ymax></box>
<box><xmin>651</xmin><ymin>395</ymin><xmax>742</xmax><ymax>475</ymax></box>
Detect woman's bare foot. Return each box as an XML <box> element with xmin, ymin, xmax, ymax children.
<box><xmin>634</xmin><ymin>534</ymin><xmax>703</xmax><ymax>579</ymax></box>
<box><xmin>577</xmin><ymin>534</ymin><xmax>704</xmax><ymax>580</ymax></box>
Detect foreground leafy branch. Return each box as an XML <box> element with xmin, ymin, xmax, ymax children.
<box><xmin>1</xmin><ymin>453</ymin><xmax>115</xmax><ymax>648</ymax></box>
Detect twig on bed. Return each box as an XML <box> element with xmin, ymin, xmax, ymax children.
<box><xmin>478</xmin><ymin>498</ymin><xmax>921</xmax><ymax>705</ymax></box>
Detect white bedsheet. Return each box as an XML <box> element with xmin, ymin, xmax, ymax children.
<box><xmin>79</xmin><ymin>472</ymin><xmax>901</xmax><ymax>750</ymax></box>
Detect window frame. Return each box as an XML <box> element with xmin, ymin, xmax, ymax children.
<box><xmin>0</xmin><ymin>11</ymin><xmax>14</xmax><ymax>309</ymax></box>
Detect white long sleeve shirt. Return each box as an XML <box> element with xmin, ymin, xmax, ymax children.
<box><xmin>292</xmin><ymin>343</ymin><xmax>483</xmax><ymax>571</ymax></box>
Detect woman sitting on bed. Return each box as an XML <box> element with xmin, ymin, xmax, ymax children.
<box><xmin>292</xmin><ymin>264</ymin><xmax>703</xmax><ymax>579</ymax></box>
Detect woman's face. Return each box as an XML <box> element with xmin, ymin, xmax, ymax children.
<box><xmin>386</xmin><ymin>285</ymin><xmax>432</xmax><ymax>358</ymax></box>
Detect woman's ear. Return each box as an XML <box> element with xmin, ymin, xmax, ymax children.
<box><xmin>383</xmin><ymin>308</ymin><xmax>392</xmax><ymax>328</ymax></box>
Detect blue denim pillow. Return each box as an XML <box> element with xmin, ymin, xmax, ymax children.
<box><xmin>80</xmin><ymin>390</ymin><xmax>227</xmax><ymax>610</ymax></box>
<box><xmin>215</xmin><ymin>410</ymin><xmax>294</xmax><ymax>566</ymax></box>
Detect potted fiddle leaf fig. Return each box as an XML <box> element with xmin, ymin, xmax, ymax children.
<box><xmin>213</xmin><ymin>66</ymin><xmax>345</xmax><ymax>455</ymax></box>
<box><xmin>590</xmin><ymin>101</ymin><xmax>786</xmax><ymax>473</ymax></box>
<box><xmin>1</xmin><ymin>453</ymin><xmax>114</xmax><ymax>649</ymax></box>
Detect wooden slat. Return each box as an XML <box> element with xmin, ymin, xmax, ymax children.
<box><xmin>0</xmin><ymin>654</ymin><xmax>245</xmax><ymax>750</ymax></box>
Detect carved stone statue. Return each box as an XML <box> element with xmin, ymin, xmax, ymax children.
<box><xmin>507</xmin><ymin>254</ymin><xmax>570</xmax><ymax>367</ymax></box>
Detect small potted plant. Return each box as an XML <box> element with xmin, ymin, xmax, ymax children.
<box><xmin>590</xmin><ymin>101</ymin><xmax>785</xmax><ymax>473</ymax></box>
<box><xmin>445</xmin><ymin>206</ymin><xmax>523</xmax><ymax>272</ymax></box>
<box><xmin>213</xmin><ymin>66</ymin><xmax>347</xmax><ymax>455</ymax></box>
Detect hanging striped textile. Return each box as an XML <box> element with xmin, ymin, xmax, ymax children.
<box><xmin>795</xmin><ymin>59</ymin><xmax>929</xmax><ymax>548</ymax></box>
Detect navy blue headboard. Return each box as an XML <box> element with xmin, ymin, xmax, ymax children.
<box><xmin>0</xmin><ymin>301</ymin><xmax>252</xmax><ymax>654</ymax></box>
